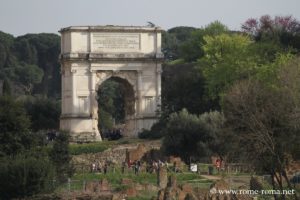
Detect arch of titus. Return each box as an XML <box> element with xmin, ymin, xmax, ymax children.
<box><xmin>59</xmin><ymin>26</ymin><xmax>164</xmax><ymax>141</ymax></box>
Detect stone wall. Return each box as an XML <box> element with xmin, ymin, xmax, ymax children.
<box><xmin>72</xmin><ymin>140</ymin><xmax>161</xmax><ymax>171</ymax></box>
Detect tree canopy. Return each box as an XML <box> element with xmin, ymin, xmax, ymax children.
<box><xmin>0</xmin><ymin>32</ymin><xmax>60</xmax><ymax>97</ymax></box>
<box><xmin>223</xmin><ymin>58</ymin><xmax>300</xmax><ymax>198</ymax></box>
<box><xmin>0</xmin><ymin>96</ymin><xmax>33</xmax><ymax>156</ymax></box>
<box><xmin>242</xmin><ymin>15</ymin><xmax>300</xmax><ymax>51</ymax></box>
<box><xmin>162</xmin><ymin>109</ymin><xmax>225</xmax><ymax>163</ymax></box>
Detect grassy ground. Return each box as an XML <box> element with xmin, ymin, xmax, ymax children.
<box><xmin>56</xmin><ymin>169</ymin><xmax>213</xmax><ymax>193</ymax></box>
<box><xmin>65</xmin><ymin>140</ymin><xmax>217</xmax><ymax>193</ymax></box>
<box><xmin>69</xmin><ymin>141</ymin><xmax>112</xmax><ymax>155</ymax></box>
<box><xmin>73</xmin><ymin>171</ymin><xmax>157</xmax><ymax>186</ymax></box>
<box><xmin>56</xmin><ymin>169</ymin><xmax>156</xmax><ymax>192</ymax></box>
<box><xmin>55</xmin><ymin>139</ymin><xmax>300</xmax><ymax>198</ymax></box>
<box><xmin>56</xmin><ymin>167</ymin><xmax>300</xmax><ymax>199</ymax></box>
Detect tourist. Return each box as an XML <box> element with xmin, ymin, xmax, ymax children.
<box><xmin>131</xmin><ymin>161</ymin><xmax>136</xmax><ymax>172</ymax></box>
<box><xmin>121</xmin><ymin>161</ymin><xmax>126</xmax><ymax>174</ymax></box>
<box><xmin>128</xmin><ymin>159</ymin><xmax>132</xmax><ymax>168</ymax></box>
<box><xmin>134</xmin><ymin>160</ymin><xmax>141</xmax><ymax>174</ymax></box>
<box><xmin>152</xmin><ymin>161</ymin><xmax>158</xmax><ymax>173</ymax></box>
<box><xmin>165</xmin><ymin>162</ymin><xmax>169</xmax><ymax>170</ymax></box>
<box><xmin>97</xmin><ymin>160</ymin><xmax>102</xmax><ymax>172</ymax></box>
<box><xmin>215</xmin><ymin>158</ymin><xmax>221</xmax><ymax>173</ymax></box>
<box><xmin>146</xmin><ymin>161</ymin><xmax>152</xmax><ymax>173</ymax></box>
<box><xmin>91</xmin><ymin>161</ymin><xmax>96</xmax><ymax>173</ymax></box>
<box><xmin>134</xmin><ymin>162</ymin><xmax>138</xmax><ymax>174</ymax></box>
<box><xmin>103</xmin><ymin>161</ymin><xmax>108</xmax><ymax>174</ymax></box>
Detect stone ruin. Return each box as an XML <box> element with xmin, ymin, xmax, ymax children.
<box><xmin>156</xmin><ymin>175</ymin><xmax>198</xmax><ymax>200</ymax></box>
<box><xmin>27</xmin><ymin>169</ymin><xmax>256</xmax><ymax>200</ymax></box>
<box><xmin>84</xmin><ymin>178</ymin><xmax>111</xmax><ymax>194</ymax></box>
<box><xmin>155</xmin><ymin>172</ymin><xmax>254</xmax><ymax>200</ymax></box>
<box><xmin>68</xmin><ymin>142</ymin><xmax>262</xmax><ymax>200</ymax></box>
<box><xmin>126</xmin><ymin>144</ymin><xmax>148</xmax><ymax>162</ymax></box>
<box><xmin>157</xmin><ymin>166</ymin><xmax>168</xmax><ymax>188</ymax></box>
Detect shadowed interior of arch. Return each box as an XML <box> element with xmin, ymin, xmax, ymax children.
<box><xmin>96</xmin><ymin>76</ymin><xmax>135</xmax><ymax>138</ymax></box>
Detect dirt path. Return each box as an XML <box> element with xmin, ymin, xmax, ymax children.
<box><xmin>201</xmin><ymin>175</ymin><xmax>222</xmax><ymax>181</ymax></box>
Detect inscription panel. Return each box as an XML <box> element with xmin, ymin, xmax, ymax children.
<box><xmin>92</xmin><ymin>33</ymin><xmax>140</xmax><ymax>52</ymax></box>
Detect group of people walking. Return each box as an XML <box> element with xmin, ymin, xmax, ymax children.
<box><xmin>90</xmin><ymin>160</ymin><xmax>109</xmax><ymax>174</ymax></box>
<box><xmin>122</xmin><ymin>160</ymin><xmax>142</xmax><ymax>174</ymax></box>
<box><xmin>90</xmin><ymin>159</ymin><xmax>172</xmax><ymax>175</ymax></box>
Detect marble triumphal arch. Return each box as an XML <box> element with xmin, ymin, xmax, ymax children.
<box><xmin>59</xmin><ymin>25</ymin><xmax>163</xmax><ymax>141</ymax></box>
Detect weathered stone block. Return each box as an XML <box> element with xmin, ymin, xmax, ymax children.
<box><xmin>157</xmin><ymin>166</ymin><xmax>168</xmax><ymax>188</ymax></box>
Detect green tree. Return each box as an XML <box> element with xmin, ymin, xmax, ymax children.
<box><xmin>162</xmin><ymin>109</ymin><xmax>225</xmax><ymax>163</ymax></box>
<box><xmin>179</xmin><ymin>21</ymin><xmax>229</xmax><ymax>62</ymax></box>
<box><xmin>162</xmin><ymin>109</ymin><xmax>206</xmax><ymax>162</ymax></box>
<box><xmin>255</xmin><ymin>53</ymin><xmax>294</xmax><ymax>87</ymax></box>
<box><xmin>199</xmin><ymin>33</ymin><xmax>254</xmax><ymax>99</ymax></box>
<box><xmin>23</xmin><ymin>96</ymin><xmax>61</xmax><ymax>131</ymax></box>
<box><xmin>242</xmin><ymin>15</ymin><xmax>300</xmax><ymax>52</ymax></box>
<box><xmin>162</xmin><ymin>31</ymin><xmax>178</xmax><ymax>60</ymax></box>
<box><xmin>49</xmin><ymin>132</ymin><xmax>74</xmax><ymax>183</ymax></box>
<box><xmin>19</xmin><ymin>34</ymin><xmax>61</xmax><ymax>97</ymax></box>
<box><xmin>2</xmin><ymin>78</ymin><xmax>12</xmax><ymax>96</ymax></box>
<box><xmin>199</xmin><ymin>32</ymin><xmax>292</xmax><ymax>100</ymax></box>
<box><xmin>15</xmin><ymin>63</ymin><xmax>44</xmax><ymax>94</ymax></box>
<box><xmin>0</xmin><ymin>31</ymin><xmax>19</xmax><ymax>82</ymax></box>
<box><xmin>0</xmin><ymin>96</ymin><xmax>32</xmax><ymax>156</ymax></box>
<box><xmin>97</xmin><ymin>79</ymin><xmax>125</xmax><ymax>130</ymax></box>
<box><xmin>162</xmin><ymin>26</ymin><xmax>196</xmax><ymax>60</ymax></box>
<box><xmin>13</xmin><ymin>38</ymin><xmax>38</xmax><ymax>64</ymax></box>
<box><xmin>223</xmin><ymin>58</ymin><xmax>300</xmax><ymax>200</ymax></box>
<box><xmin>98</xmin><ymin>109</ymin><xmax>114</xmax><ymax>130</ymax></box>
<box><xmin>162</xmin><ymin>63</ymin><xmax>219</xmax><ymax>115</ymax></box>
<box><xmin>0</xmin><ymin>31</ymin><xmax>15</xmax><ymax>69</ymax></box>
<box><xmin>179</xmin><ymin>32</ymin><xmax>204</xmax><ymax>62</ymax></box>
<box><xmin>6</xmin><ymin>33</ymin><xmax>61</xmax><ymax>97</ymax></box>
<box><xmin>0</xmin><ymin>32</ymin><xmax>61</xmax><ymax>97</ymax></box>
<box><xmin>0</xmin><ymin>152</ymin><xmax>55</xmax><ymax>199</ymax></box>
<box><xmin>198</xmin><ymin>111</ymin><xmax>228</xmax><ymax>161</ymax></box>
<box><xmin>161</xmin><ymin>22</ymin><xmax>230</xmax><ymax>114</ymax></box>
<box><xmin>203</xmin><ymin>21</ymin><xmax>229</xmax><ymax>36</ymax></box>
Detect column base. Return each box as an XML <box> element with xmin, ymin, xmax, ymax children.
<box><xmin>60</xmin><ymin>115</ymin><xmax>159</xmax><ymax>141</ymax></box>
<box><xmin>60</xmin><ymin>116</ymin><xmax>102</xmax><ymax>142</ymax></box>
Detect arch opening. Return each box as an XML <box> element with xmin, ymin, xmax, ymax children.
<box><xmin>96</xmin><ymin>76</ymin><xmax>135</xmax><ymax>139</ymax></box>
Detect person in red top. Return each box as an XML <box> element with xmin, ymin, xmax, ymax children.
<box><xmin>127</xmin><ymin>159</ymin><xmax>132</xmax><ymax>168</ymax></box>
<box><xmin>215</xmin><ymin>158</ymin><xmax>221</xmax><ymax>172</ymax></box>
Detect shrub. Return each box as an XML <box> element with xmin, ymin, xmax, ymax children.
<box><xmin>162</xmin><ymin>109</ymin><xmax>207</xmax><ymax>162</ymax></box>
<box><xmin>162</xmin><ymin>109</ymin><xmax>225</xmax><ymax>162</ymax></box>
<box><xmin>0</xmin><ymin>96</ymin><xmax>33</xmax><ymax>156</ymax></box>
<box><xmin>23</xmin><ymin>96</ymin><xmax>61</xmax><ymax>131</ymax></box>
<box><xmin>49</xmin><ymin>132</ymin><xmax>74</xmax><ymax>183</ymax></box>
<box><xmin>138</xmin><ymin>120</ymin><xmax>166</xmax><ymax>139</ymax></box>
<box><xmin>69</xmin><ymin>142</ymin><xmax>110</xmax><ymax>155</ymax></box>
<box><xmin>138</xmin><ymin>129</ymin><xmax>153</xmax><ymax>139</ymax></box>
<box><xmin>0</xmin><ymin>153</ymin><xmax>55</xmax><ymax>199</ymax></box>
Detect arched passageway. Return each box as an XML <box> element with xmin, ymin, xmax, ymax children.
<box><xmin>96</xmin><ymin>76</ymin><xmax>135</xmax><ymax>138</ymax></box>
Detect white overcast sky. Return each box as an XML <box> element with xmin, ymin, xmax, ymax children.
<box><xmin>0</xmin><ymin>0</ymin><xmax>300</xmax><ymax>36</ymax></box>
